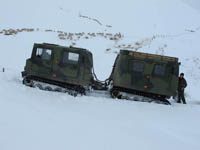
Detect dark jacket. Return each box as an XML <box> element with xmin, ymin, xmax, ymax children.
<box><xmin>178</xmin><ymin>77</ymin><xmax>187</xmax><ymax>92</ymax></box>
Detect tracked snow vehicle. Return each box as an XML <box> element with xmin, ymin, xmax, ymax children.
<box><xmin>22</xmin><ymin>43</ymin><xmax>180</xmax><ymax>105</ymax></box>
<box><xmin>22</xmin><ymin>43</ymin><xmax>102</xmax><ymax>95</ymax></box>
<box><xmin>109</xmin><ymin>50</ymin><xmax>180</xmax><ymax>104</ymax></box>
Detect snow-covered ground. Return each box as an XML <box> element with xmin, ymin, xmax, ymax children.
<box><xmin>0</xmin><ymin>0</ymin><xmax>200</xmax><ymax>150</ymax></box>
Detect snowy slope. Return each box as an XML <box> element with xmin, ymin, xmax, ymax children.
<box><xmin>1</xmin><ymin>71</ymin><xmax>200</xmax><ymax>150</ymax></box>
<box><xmin>182</xmin><ymin>0</ymin><xmax>200</xmax><ymax>11</ymax></box>
<box><xmin>0</xmin><ymin>0</ymin><xmax>200</xmax><ymax>150</ymax></box>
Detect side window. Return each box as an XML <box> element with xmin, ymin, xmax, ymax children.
<box><xmin>36</xmin><ymin>48</ymin><xmax>52</xmax><ymax>61</ymax></box>
<box><xmin>63</xmin><ymin>52</ymin><xmax>79</xmax><ymax>64</ymax></box>
<box><xmin>132</xmin><ymin>61</ymin><xmax>144</xmax><ymax>73</ymax></box>
<box><xmin>154</xmin><ymin>64</ymin><xmax>165</xmax><ymax>76</ymax></box>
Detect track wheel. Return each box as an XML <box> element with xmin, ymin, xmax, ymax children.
<box><xmin>155</xmin><ymin>98</ymin><xmax>171</xmax><ymax>105</ymax></box>
<box><xmin>44</xmin><ymin>86</ymin><xmax>53</xmax><ymax>91</ymax></box>
<box><xmin>23</xmin><ymin>77</ymin><xmax>33</xmax><ymax>87</ymax></box>
<box><xmin>79</xmin><ymin>87</ymin><xmax>86</xmax><ymax>95</ymax></box>
<box><xmin>162</xmin><ymin>99</ymin><xmax>171</xmax><ymax>105</ymax></box>
<box><xmin>35</xmin><ymin>84</ymin><xmax>44</xmax><ymax>90</ymax></box>
<box><xmin>75</xmin><ymin>86</ymin><xmax>85</xmax><ymax>95</ymax></box>
<box><xmin>110</xmin><ymin>88</ymin><xmax>120</xmax><ymax>98</ymax></box>
<box><xmin>54</xmin><ymin>87</ymin><xmax>62</xmax><ymax>92</ymax></box>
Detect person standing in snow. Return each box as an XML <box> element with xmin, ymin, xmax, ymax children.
<box><xmin>177</xmin><ymin>73</ymin><xmax>187</xmax><ymax>104</ymax></box>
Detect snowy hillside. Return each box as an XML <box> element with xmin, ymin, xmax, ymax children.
<box><xmin>0</xmin><ymin>0</ymin><xmax>200</xmax><ymax>150</ymax></box>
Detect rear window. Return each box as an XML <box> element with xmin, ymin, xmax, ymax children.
<box><xmin>132</xmin><ymin>61</ymin><xmax>144</xmax><ymax>72</ymax></box>
<box><xmin>63</xmin><ymin>52</ymin><xmax>79</xmax><ymax>64</ymax></box>
<box><xmin>154</xmin><ymin>64</ymin><xmax>165</xmax><ymax>76</ymax></box>
<box><xmin>36</xmin><ymin>48</ymin><xmax>52</xmax><ymax>61</ymax></box>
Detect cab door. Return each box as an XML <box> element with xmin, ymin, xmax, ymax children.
<box><xmin>57</xmin><ymin>50</ymin><xmax>80</xmax><ymax>80</ymax></box>
<box><xmin>32</xmin><ymin>47</ymin><xmax>53</xmax><ymax>76</ymax></box>
<box><xmin>150</xmin><ymin>63</ymin><xmax>172</xmax><ymax>95</ymax></box>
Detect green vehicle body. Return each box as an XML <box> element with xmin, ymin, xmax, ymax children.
<box><xmin>22</xmin><ymin>43</ymin><xmax>180</xmax><ymax>103</ymax></box>
<box><xmin>22</xmin><ymin>43</ymin><xmax>94</xmax><ymax>87</ymax></box>
<box><xmin>110</xmin><ymin>50</ymin><xmax>180</xmax><ymax>98</ymax></box>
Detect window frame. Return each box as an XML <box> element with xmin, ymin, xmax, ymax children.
<box><xmin>62</xmin><ymin>51</ymin><xmax>80</xmax><ymax>65</ymax></box>
<box><xmin>131</xmin><ymin>61</ymin><xmax>145</xmax><ymax>73</ymax></box>
<box><xmin>153</xmin><ymin>64</ymin><xmax>166</xmax><ymax>76</ymax></box>
<box><xmin>36</xmin><ymin>48</ymin><xmax>52</xmax><ymax>61</ymax></box>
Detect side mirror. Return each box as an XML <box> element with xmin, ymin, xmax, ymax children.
<box><xmin>178</xmin><ymin>62</ymin><xmax>181</xmax><ymax>66</ymax></box>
